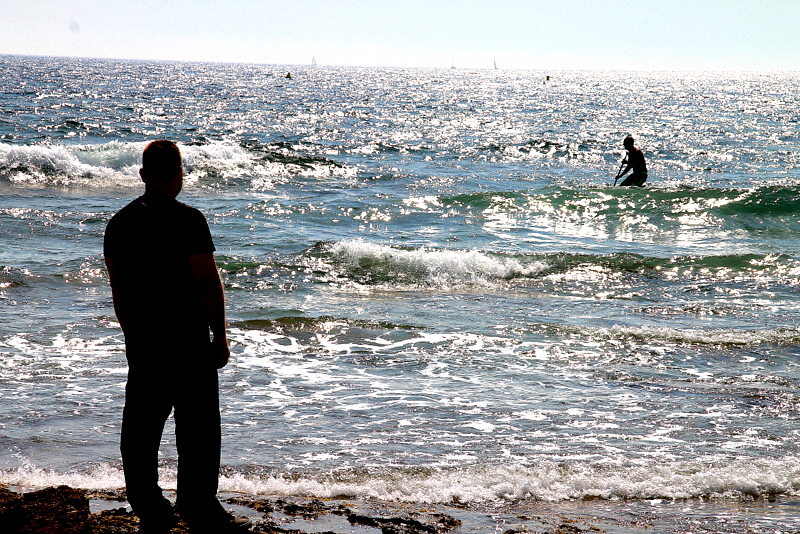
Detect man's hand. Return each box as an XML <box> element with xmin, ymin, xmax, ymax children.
<box><xmin>211</xmin><ymin>335</ymin><xmax>230</xmax><ymax>369</ymax></box>
<box><xmin>188</xmin><ymin>251</ymin><xmax>230</xmax><ymax>369</ymax></box>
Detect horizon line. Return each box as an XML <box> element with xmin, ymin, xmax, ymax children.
<box><xmin>3</xmin><ymin>52</ymin><xmax>799</xmax><ymax>73</ymax></box>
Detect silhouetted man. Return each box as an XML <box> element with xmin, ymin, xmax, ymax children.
<box><xmin>615</xmin><ymin>135</ymin><xmax>648</xmax><ymax>186</ymax></box>
<box><xmin>104</xmin><ymin>140</ymin><xmax>250</xmax><ymax>534</ymax></box>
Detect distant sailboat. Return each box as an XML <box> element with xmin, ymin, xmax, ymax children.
<box><xmin>312</xmin><ymin>57</ymin><xmax>317</xmax><ymax>67</ymax></box>
<box><xmin>494</xmin><ymin>58</ymin><xmax>497</xmax><ymax>70</ymax></box>
<box><xmin>450</xmin><ymin>57</ymin><xmax>456</xmax><ymax>70</ymax></box>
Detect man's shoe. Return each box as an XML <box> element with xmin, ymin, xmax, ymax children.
<box><xmin>138</xmin><ymin>515</ymin><xmax>179</xmax><ymax>534</ymax></box>
<box><xmin>190</xmin><ymin>513</ymin><xmax>252</xmax><ymax>533</ymax></box>
<box><xmin>138</xmin><ymin>500</ymin><xmax>179</xmax><ymax>533</ymax></box>
<box><xmin>226</xmin><ymin>515</ymin><xmax>253</xmax><ymax>531</ymax></box>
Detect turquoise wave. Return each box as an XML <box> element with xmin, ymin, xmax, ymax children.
<box><xmin>441</xmin><ymin>185</ymin><xmax>800</xmax><ymax>219</ymax></box>
<box><xmin>302</xmin><ymin>240</ymin><xmax>800</xmax><ymax>288</ymax></box>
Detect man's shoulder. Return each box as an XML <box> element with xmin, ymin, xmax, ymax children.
<box><xmin>107</xmin><ymin>196</ymin><xmax>144</xmax><ymax>225</ymax></box>
<box><xmin>628</xmin><ymin>148</ymin><xmax>644</xmax><ymax>160</ymax></box>
<box><xmin>173</xmin><ymin>200</ymin><xmax>211</xmax><ymax>229</ymax></box>
<box><xmin>111</xmin><ymin>196</ymin><xmax>203</xmax><ymax>216</ymax></box>
<box><xmin>174</xmin><ymin>199</ymin><xmax>205</xmax><ymax>215</ymax></box>
<box><xmin>105</xmin><ymin>196</ymin><xmax>208</xmax><ymax>235</ymax></box>
<box><xmin>116</xmin><ymin>196</ymin><xmax>144</xmax><ymax>210</ymax></box>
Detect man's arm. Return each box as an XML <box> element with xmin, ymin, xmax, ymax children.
<box><xmin>105</xmin><ymin>256</ymin><xmax>135</xmax><ymax>334</ymax></box>
<box><xmin>616</xmin><ymin>155</ymin><xmax>631</xmax><ymax>179</ymax></box>
<box><xmin>188</xmin><ymin>251</ymin><xmax>230</xmax><ymax>368</ymax></box>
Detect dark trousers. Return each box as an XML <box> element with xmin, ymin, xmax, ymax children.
<box><xmin>121</xmin><ymin>363</ymin><xmax>227</xmax><ymax>525</ymax></box>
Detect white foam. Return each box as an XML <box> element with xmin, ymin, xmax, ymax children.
<box><xmin>0</xmin><ymin>142</ymin><xmax>140</xmax><ymax>188</ymax></box>
<box><xmin>574</xmin><ymin>323</ymin><xmax>800</xmax><ymax>347</ymax></box>
<box><xmin>0</xmin><ymin>463</ymin><xmax>126</xmax><ymax>491</ymax></box>
<box><xmin>327</xmin><ymin>238</ymin><xmax>548</xmax><ymax>289</ymax></box>
<box><xmin>228</xmin><ymin>327</ymin><xmax>516</xmax><ymax>358</ymax></box>
<box><xmin>112</xmin><ymin>460</ymin><xmax>800</xmax><ymax>501</ymax></box>
<box><xmin>218</xmin><ymin>457</ymin><xmax>800</xmax><ymax>503</ymax></box>
<box><xmin>0</xmin><ymin>141</ymin><xmax>355</xmax><ymax>190</ymax></box>
<box><xmin>6</xmin><ymin>457</ymin><xmax>798</xmax><ymax>504</ymax></box>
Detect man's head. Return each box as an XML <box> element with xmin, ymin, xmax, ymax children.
<box><xmin>140</xmin><ymin>140</ymin><xmax>183</xmax><ymax>196</ymax></box>
<box><xmin>623</xmin><ymin>136</ymin><xmax>635</xmax><ymax>149</ymax></box>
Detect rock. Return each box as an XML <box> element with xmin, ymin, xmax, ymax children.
<box><xmin>0</xmin><ymin>485</ymin><xmax>25</xmax><ymax>532</ymax></box>
<box><xmin>0</xmin><ymin>485</ymin><xmax>90</xmax><ymax>534</ymax></box>
<box><xmin>85</xmin><ymin>508</ymin><xmax>141</xmax><ymax>534</ymax></box>
<box><xmin>280</xmin><ymin>498</ymin><xmax>330</xmax><ymax>519</ymax></box>
<box><xmin>346</xmin><ymin>509</ymin><xmax>460</xmax><ymax>533</ymax></box>
<box><xmin>1</xmin><ymin>485</ymin><xmax>466</xmax><ymax>534</ymax></box>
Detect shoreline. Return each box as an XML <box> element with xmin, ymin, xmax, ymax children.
<box><xmin>3</xmin><ymin>484</ymin><xmax>800</xmax><ymax>534</ymax></box>
<box><xmin>0</xmin><ymin>484</ymin><xmax>635</xmax><ymax>534</ymax></box>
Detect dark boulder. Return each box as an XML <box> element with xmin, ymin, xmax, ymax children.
<box><xmin>0</xmin><ymin>485</ymin><xmax>90</xmax><ymax>534</ymax></box>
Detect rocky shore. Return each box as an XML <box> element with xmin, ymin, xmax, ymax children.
<box><xmin>0</xmin><ymin>485</ymin><xmax>609</xmax><ymax>534</ymax></box>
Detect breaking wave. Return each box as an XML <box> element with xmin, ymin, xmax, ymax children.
<box><xmin>4</xmin><ymin>456</ymin><xmax>799</xmax><ymax>504</ymax></box>
<box><xmin>0</xmin><ymin>141</ymin><xmax>353</xmax><ymax>189</ymax></box>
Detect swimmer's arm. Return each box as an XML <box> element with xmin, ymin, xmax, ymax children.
<box><xmin>617</xmin><ymin>155</ymin><xmax>632</xmax><ymax>178</ymax></box>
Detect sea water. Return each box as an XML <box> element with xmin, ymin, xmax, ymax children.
<box><xmin>1</xmin><ymin>55</ymin><xmax>800</xmax><ymax>531</ymax></box>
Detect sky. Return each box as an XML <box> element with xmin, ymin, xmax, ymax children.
<box><xmin>1</xmin><ymin>0</ymin><xmax>799</xmax><ymax>71</ymax></box>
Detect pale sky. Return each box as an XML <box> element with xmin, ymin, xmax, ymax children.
<box><xmin>1</xmin><ymin>0</ymin><xmax>798</xmax><ymax>70</ymax></box>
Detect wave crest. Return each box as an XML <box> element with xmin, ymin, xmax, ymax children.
<box><xmin>0</xmin><ymin>141</ymin><xmax>354</xmax><ymax>189</ymax></box>
<box><xmin>4</xmin><ymin>457</ymin><xmax>798</xmax><ymax>504</ymax></box>
<box><xmin>320</xmin><ymin>239</ymin><xmax>548</xmax><ymax>289</ymax></box>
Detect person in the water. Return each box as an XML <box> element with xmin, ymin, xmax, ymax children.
<box><xmin>615</xmin><ymin>135</ymin><xmax>648</xmax><ymax>186</ymax></box>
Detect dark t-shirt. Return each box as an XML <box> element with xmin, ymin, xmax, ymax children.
<box><xmin>104</xmin><ymin>195</ymin><xmax>215</xmax><ymax>355</ymax></box>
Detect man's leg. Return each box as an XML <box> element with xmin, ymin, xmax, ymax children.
<box><xmin>174</xmin><ymin>367</ymin><xmax>227</xmax><ymax>524</ymax></box>
<box><xmin>121</xmin><ymin>371</ymin><xmax>176</xmax><ymax>527</ymax></box>
<box><xmin>620</xmin><ymin>172</ymin><xmax>647</xmax><ymax>187</ymax></box>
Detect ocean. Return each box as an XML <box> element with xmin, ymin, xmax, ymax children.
<box><xmin>1</xmin><ymin>54</ymin><xmax>800</xmax><ymax>532</ymax></box>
